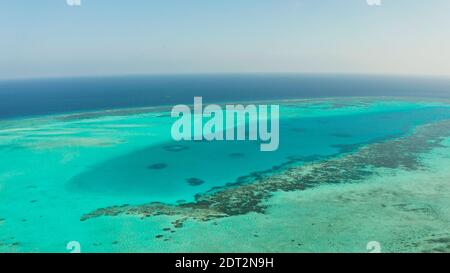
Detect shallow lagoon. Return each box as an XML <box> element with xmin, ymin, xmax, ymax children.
<box><xmin>1</xmin><ymin>97</ymin><xmax>450</xmax><ymax>252</ymax></box>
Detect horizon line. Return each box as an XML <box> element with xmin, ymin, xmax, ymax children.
<box><xmin>2</xmin><ymin>72</ymin><xmax>450</xmax><ymax>82</ymax></box>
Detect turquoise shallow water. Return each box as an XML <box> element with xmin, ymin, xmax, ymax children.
<box><xmin>1</xmin><ymin>97</ymin><xmax>450</xmax><ymax>252</ymax></box>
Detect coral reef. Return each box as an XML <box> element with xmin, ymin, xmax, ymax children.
<box><xmin>80</xmin><ymin>120</ymin><xmax>450</xmax><ymax>230</ymax></box>
<box><xmin>186</xmin><ymin>178</ymin><xmax>205</xmax><ymax>186</ymax></box>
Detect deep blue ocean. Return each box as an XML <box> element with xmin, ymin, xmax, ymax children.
<box><xmin>1</xmin><ymin>74</ymin><xmax>450</xmax><ymax>119</ymax></box>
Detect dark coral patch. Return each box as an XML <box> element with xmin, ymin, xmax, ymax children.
<box><xmin>286</xmin><ymin>154</ymin><xmax>326</xmax><ymax>162</ymax></box>
<box><xmin>186</xmin><ymin>178</ymin><xmax>205</xmax><ymax>186</ymax></box>
<box><xmin>172</xmin><ymin>219</ymin><xmax>185</xmax><ymax>228</ymax></box>
<box><xmin>330</xmin><ymin>143</ymin><xmax>361</xmax><ymax>153</ymax></box>
<box><xmin>147</xmin><ymin>163</ymin><xmax>168</xmax><ymax>170</ymax></box>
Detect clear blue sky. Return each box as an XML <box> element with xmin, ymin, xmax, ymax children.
<box><xmin>1</xmin><ymin>0</ymin><xmax>450</xmax><ymax>79</ymax></box>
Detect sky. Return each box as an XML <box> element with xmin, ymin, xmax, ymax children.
<box><xmin>1</xmin><ymin>0</ymin><xmax>450</xmax><ymax>79</ymax></box>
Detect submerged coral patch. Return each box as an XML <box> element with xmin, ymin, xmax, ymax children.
<box><xmin>330</xmin><ymin>143</ymin><xmax>362</xmax><ymax>153</ymax></box>
<box><xmin>186</xmin><ymin>178</ymin><xmax>205</xmax><ymax>186</ymax></box>
<box><xmin>406</xmin><ymin>233</ymin><xmax>450</xmax><ymax>253</ymax></box>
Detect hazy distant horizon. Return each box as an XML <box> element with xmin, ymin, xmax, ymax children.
<box><xmin>2</xmin><ymin>0</ymin><xmax>450</xmax><ymax>79</ymax></box>
<box><xmin>2</xmin><ymin>71</ymin><xmax>450</xmax><ymax>82</ymax></box>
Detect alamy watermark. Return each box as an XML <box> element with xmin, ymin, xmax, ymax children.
<box><xmin>66</xmin><ymin>241</ymin><xmax>81</xmax><ymax>253</ymax></box>
<box><xmin>66</xmin><ymin>0</ymin><xmax>81</xmax><ymax>6</ymax></box>
<box><xmin>366</xmin><ymin>241</ymin><xmax>382</xmax><ymax>253</ymax></box>
<box><xmin>367</xmin><ymin>0</ymin><xmax>382</xmax><ymax>6</ymax></box>
<box><xmin>171</xmin><ymin>97</ymin><xmax>279</xmax><ymax>152</ymax></box>
<box><xmin>66</xmin><ymin>1</ymin><xmax>381</xmax><ymax>8</ymax></box>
